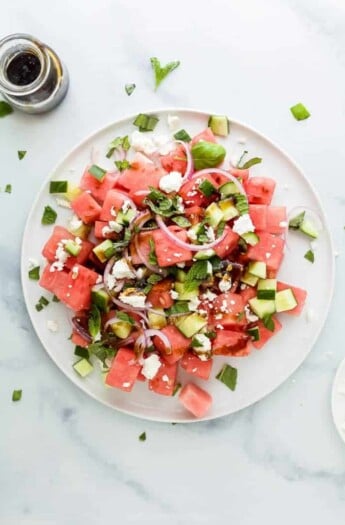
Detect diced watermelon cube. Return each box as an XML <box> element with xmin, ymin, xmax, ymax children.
<box><xmin>153</xmin><ymin>325</ymin><xmax>191</xmax><ymax>364</ymax></box>
<box><xmin>249</xmin><ymin>204</ymin><xmax>267</xmax><ymax>230</ymax></box>
<box><xmin>57</xmin><ymin>264</ymin><xmax>99</xmax><ymax>311</ymax></box>
<box><xmin>191</xmin><ymin>128</ymin><xmax>217</xmax><ymax>146</ymax></box>
<box><xmin>42</xmin><ymin>225</ymin><xmax>94</xmax><ymax>269</ymax></box>
<box><xmin>106</xmin><ymin>348</ymin><xmax>141</xmax><ymax>391</ymax></box>
<box><xmin>179</xmin><ymin>383</ymin><xmax>212</xmax><ymax>418</ymax></box>
<box><xmin>147</xmin><ymin>279</ymin><xmax>174</xmax><ymax>309</ymax></box>
<box><xmin>161</xmin><ymin>145</ymin><xmax>187</xmax><ymax>174</ymax></box>
<box><xmin>277</xmin><ymin>282</ymin><xmax>307</xmax><ymax>316</ymax></box>
<box><xmin>180</xmin><ymin>353</ymin><xmax>213</xmax><ymax>380</ymax></box>
<box><xmin>152</xmin><ymin>226</ymin><xmax>193</xmax><ymax>267</ymax></box>
<box><xmin>247</xmin><ymin>232</ymin><xmax>285</xmax><ymax>272</ymax></box>
<box><xmin>266</xmin><ymin>206</ymin><xmax>287</xmax><ymax>234</ymax></box>
<box><xmin>117</xmin><ymin>164</ymin><xmax>165</xmax><ymax>194</ymax></box>
<box><xmin>229</xmin><ymin>167</ymin><xmax>250</xmax><ymax>183</ymax></box>
<box><xmin>39</xmin><ymin>263</ymin><xmax>69</xmax><ymax>294</ymax></box>
<box><xmin>212</xmin><ymin>329</ymin><xmax>250</xmax><ymax>355</ymax></box>
<box><xmin>213</xmin><ymin>226</ymin><xmax>239</xmax><ymax>258</ymax></box>
<box><xmin>179</xmin><ymin>173</ymin><xmax>216</xmax><ymax>207</ymax></box>
<box><xmin>80</xmin><ymin>168</ymin><xmax>118</xmax><ymax>203</ymax></box>
<box><xmin>94</xmin><ymin>220</ymin><xmax>118</xmax><ymax>240</ymax></box>
<box><xmin>71</xmin><ymin>330</ymin><xmax>89</xmax><ymax>348</ymax></box>
<box><xmin>71</xmin><ymin>192</ymin><xmax>102</xmax><ymax>224</ymax></box>
<box><xmin>240</xmin><ymin>286</ymin><xmax>257</xmax><ymax>304</ymax></box>
<box><xmin>244</xmin><ymin>177</ymin><xmax>276</xmax><ymax>205</ymax></box>
<box><xmin>99</xmin><ymin>189</ymin><xmax>129</xmax><ymax>222</ymax></box>
<box><xmin>148</xmin><ymin>361</ymin><xmax>177</xmax><ymax>396</ymax></box>
<box><xmin>251</xmin><ymin>316</ymin><xmax>282</xmax><ymax>349</ymax></box>
<box><xmin>210</xmin><ymin>292</ymin><xmax>246</xmax><ymax>330</ymax></box>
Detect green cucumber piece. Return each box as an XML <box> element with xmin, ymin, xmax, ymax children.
<box><xmin>73</xmin><ymin>358</ymin><xmax>94</xmax><ymax>377</ymax></box>
<box><xmin>219</xmin><ymin>181</ymin><xmax>238</xmax><ymax>197</ymax></box>
<box><xmin>208</xmin><ymin>115</ymin><xmax>230</xmax><ymax>137</ymax></box>
<box><xmin>194</xmin><ymin>249</ymin><xmax>216</xmax><ymax>260</ymax></box>
<box><xmin>116</xmin><ymin>209</ymin><xmax>136</xmax><ymax>227</ymax></box>
<box><xmin>241</xmin><ymin>232</ymin><xmax>259</xmax><ymax>246</ymax></box>
<box><xmin>247</xmin><ymin>326</ymin><xmax>260</xmax><ymax>341</ymax></box>
<box><xmin>91</xmin><ymin>288</ymin><xmax>109</xmax><ymax>312</ymax></box>
<box><xmin>249</xmin><ymin>297</ymin><xmax>276</xmax><ymax>319</ymax></box>
<box><xmin>64</xmin><ymin>240</ymin><xmax>82</xmax><ymax>257</ymax></box>
<box><xmin>240</xmin><ymin>271</ymin><xmax>259</xmax><ymax>287</ymax></box>
<box><xmin>174</xmin><ymin>313</ymin><xmax>207</xmax><ymax>338</ymax></box>
<box><xmin>257</xmin><ymin>279</ymin><xmax>277</xmax><ymax>300</ymax></box>
<box><xmin>111</xmin><ymin>320</ymin><xmax>132</xmax><ymax>339</ymax></box>
<box><xmin>93</xmin><ymin>239</ymin><xmax>114</xmax><ymax>263</ymax></box>
<box><xmin>300</xmin><ymin>218</ymin><xmax>319</xmax><ymax>239</ymax></box>
<box><xmin>218</xmin><ymin>199</ymin><xmax>239</xmax><ymax>220</ymax></box>
<box><xmin>205</xmin><ymin>202</ymin><xmax>224</xmax><ymax>228</ymax></box>
<box><xmin>174</xmin><ymin>281</ymin><xmax>199</xmax><ymax>300</ymax></box>
<box><xmin>275</xmin><ymin>289</ymin><xmax>297</xmax><ymax>312</ymax></box>
<box><xmin>248</xmin><ymin>261</ymin><xmax>267</xmax><ymax>279</ymax></box>
<box><xmin>148</xmin><ymin>309</ymin><xmax>167</xmax><ymax>329</ymax></box>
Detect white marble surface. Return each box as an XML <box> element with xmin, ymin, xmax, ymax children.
<box><xmin>1</xmin><ymin>0</ymin><xmax>345</xmax><ymax>523</ymax></box>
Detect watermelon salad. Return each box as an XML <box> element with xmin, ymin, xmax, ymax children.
<box><xmin>34</xmin><ymin>113</ymin><xmax>317</xmax><ymax>419</ymax></box>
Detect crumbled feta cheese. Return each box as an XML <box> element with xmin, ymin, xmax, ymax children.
<box><xmin>170</xmin><ymin>290</ymin><xmax>179</xmax><ymax>300</ymax></box>
<box><xmin>244</xmin><ymin>304</ymin><xmax>258</xmax><ymax>322</ymax></box>
<box><xmin>109</xmin><ymin>220</ymin><xmax>123</xmax><ymax>233</ymax></box>
<box><xmin>153</xmin><ymin>135</ymin><xmax>175</xmax><ymax>155</ymax></box>
<box><xmin>122</xmin><ymin>382</ymin><xmax>131</xmax><ymax>388</ymax></box>
<box><xmin>175</xmin><ymin>196</ymin><xmax>185</xmax><ymax>212</ymax></box>
<box><xmin>279</xmin><ymin>221</ymin><xmax>287</xmax><ymax>228</ymax></box>
<box><xmin>232</xmin><ymin>214</ymin><xmax>255</xmax><ymax>235</ymax></box>
<box><xmin>50</xmin><ymin>240</ymin><xmax>70</xmax><ymax>272</ymax></box>
<box><xmin>192</xmin><ymin>334</ymin><xmax>211</xmax><ymax>354</ymax></box>
<box><xmin>216</xmin><ymin>324</ymin><xmax>224</xmax><ymax>330</ymax></box>
<box><xmin>71</xmin><ymin>265</ymin><xmax>79</xmax><ymax>279</ymax></box>
<box><xmin>106</xmin><ymin>274</ymin><xmax>116</xmax><ymax>290</ymax></box>
<box><xmin>119</xmin><ymin>292</ymin><xmax>146</xmax><ymax>308</ymax></box>
<box><xmin>110</xmin><ymin>206</ymin><xmax>117</xmax><ymax>217</ymax></box>
<box><xmin>130</xmin><ymin>131</ymin><xmax>174</xmax><ymax>156</ymax></box>
<box><xmin>203</xmin><ymin>290</ymin><xmax>217</xmax><ymax>302</ymax></box>
<box><xmin>55</xmin><ymin>197</ymin><xmax>71</xmax><ymax>209</ymax></box>
<box><xmin>219</xmin><ymin>278</ymin><xmax>232</xmax><ymax>293</ymax></box>
<box><xmin>162</xmin><ymin>374</ymin><xmax>169</xmax><ymax>382</ymax></box>
<box><xmin>141</xmin><ymin>354</ymin><xmax>161</xmax><ymax>380</ymax></box>
<box><xmin>121</xmin><ymin>200</ymin><xmax>131</xmax><ymax>214</ymax></box>
<box><xmin>173</xmin><ymin>253</ymin><xmax>183</xmax><ymax>258</ymax></box>
<box><xmin>266</xmin><ymin>252</ymin><xmax>271</xmax><ymax>259</ymax></box>
<box><xmin>220</xmin><ymin>300</ymin><xmax>228</xmax><ymax>313</ymax></box>
<box><xmin>176</xmin><ymin>262</ymin><xmax>186</xmax><ymax>268</ymax></box>
<box><xmin>75</xmin><ymin>237</ymin><xmax>82</xmax><ymax>245</ymax></box>
<box><xmin>47</xmin><ymin>320</ymin><xmax>58</xmax><ymax>332</ymax></box>
<box><xmin>159</xmin><ymin>171</ymin><xmax>184</xmax><ymax>193</ymax></box>
<box><xmin>240</xmin><ymin>283</ymin><xmax>247</xmax><ymax>290</ymax></box>
<box><xmin>136</xmin><ymin>268</ymin><xmax>145</xmax><ymax>280</ymax></box>
<box><xmin>112</xmin><ymin>259</ymin><xmax>136</xmax><ymax>280</ymax></box>
<box><xmin>167</xmin><ymin>115</ymin><xmax>181</xmax><ymax>131</ymax></box>
<box><xmin>69</xmin><ymin>214</ymin><xmax>83</xmax><ymax>231</ymax></box>
<box><xmin>188</xmin><ymin>297</ymin><xmax>201</xmax><ymax>312</ymax></box>
<box><xmin>96</xmin><ymin>275</ymin><xmax>103</xmax><ymax>284</ymax></box>
<box><xmin>205</xmin><ymin>225</ymin><xmax>215</xmax><ymax>242</ymax></box>
<box><xmin>28</xmin><ymin>257</ymin><xmax>39</xmax><ymax>270</ymax></box>
<box><xmin>214</xmin><ymin>313</ymin><xmax>223</xmax><ymax>320</ymax></box>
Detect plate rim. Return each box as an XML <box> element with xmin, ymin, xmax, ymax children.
<box><xmin>331</xmin><ymin>357</ymin><xmax>345</xmax><ymax>444</ymax></box>
<box><xmin>20</xmin><ymin>107</ymin><xmax>336</xmax><ymax>423</ymax></box>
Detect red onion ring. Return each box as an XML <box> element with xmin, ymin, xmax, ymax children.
<box><xmin>175</xmin><ymin>140</ymin><xmax>194</xmax><ymax>181</ymax></box>
<box><xmin>134</xmin><ymin>329</ymin><xmax>172</xmax><ymax>355</ymax></box>
<box><xmin>71</xmin><ymin>317</ymin><xmax>92</xmax><ymax>343</ymax></box>
<box><xmin>111</xmin><ymin>190</ymin><xmax>137</xmax><ymax>214</ymax></box>
<box><xmin>111</xmin><ymin>296</ymin><xmax>150</xmax><ymax>312</ymax></box>
<box><xmin>155</xmin><ymin>215</ymin><xmax>226</xmax><ymax>252</ymax></box>
<box><xmin>190</xmin><ymin>168</ymin><xmax>246</xmax><ymax>195</ymax></box>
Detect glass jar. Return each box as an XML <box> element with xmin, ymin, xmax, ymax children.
<box><xmin>0</xmin><ymin>33</ymin><xmax>69</xmax><ymax>114</ymax></box>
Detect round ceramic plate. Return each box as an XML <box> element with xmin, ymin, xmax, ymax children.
<box><xmin>331</xmin><ymin>358</ymin><xmax>345</xmax><ymax>443</ymax></box>
<box><xmin>21</xmin><ymin>108</ymin><xmax>334</xmax><ymax>422</ymax></box>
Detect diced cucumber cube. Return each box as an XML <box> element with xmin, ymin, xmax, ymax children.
<box><xmin>205</xmin><ymin>202</ymin><xmax>224</xmax><ymax>228</ymax></box>
<box><xmin>148</xmin><ymin>309</ymin><xmax>167</xmax><ymax>329</ymax></box>
<box><xmin>241</xmin><ymin>232</ymin><xmax>259</xmax><ymax>246</ymax></box>
<box><xmin>257</xmin><ymin>279</ymin><xmax>277</xmax><ymax>300</ymax></box>
<box><xmin>275</xmin><ymin>289</ymin><xmax>297</xmax><ymax>312</ymax></box>
<box><xmin>300</xmin><ymin>219</ymin><xmax>319</xmax><ymax>239</ymax></box>
<box><xmin>111</xmin><ymin>321</ymin><xmax>133</xmax><ymax>339</ymax></box>
<box><xmin>249</xmin><ymin>297</ymin><xmax>276</xmax><ymax>319</ymax></box>
<box><xmin>64</xmin><ymin>240</ymin><xmax>82</xmax><ymax>257</ymax></box>
<box><xmin>93</xmin><ymin>239</ymin><xmax>114</xmax><ymax>263</ymax></box>
<box><xmin>174</xmin><ymin>282</ymin><xmax>199</xmax><ymax>300</ymax></box>
<box><xmin>241</xmin><ymin>271</ymin><xmax>259</xmax><ymax>287</ymax></box>
<box><xmin>208</xmin><ymin>115</ymin><xmax>230</xmax><ymax>137</ymax></box>
<box><xmin>219</xmin><ymin>181</ymin><xmax>238</xmax><ymax>197</ymax></box>
<box><xmin>174</xmin><ymin>313</ymin><xmax>208</xmax><ymax>338</ymax></box>
<box><xmin>218</xmin><ymin>199</ymin><xmax>239</xmax><ymax>220</ymax></box>
<box><xmin>248</xmin><ymin>261</ymin><xmax>267</xmax><ymax>279</ymax></box>
<box><xmin>91</xmin><ymin>288</ymin><xmax>110</xmax><ymax>312</ymax></box>
<box><xmin>194</xmin><ymin>249</ymin><xmax>216</xmax><ymax>260</ymax></box>
<box><xmin>247</xmin><ymin>326</ymin><xmax>260</xmax><ymax>341</ymax></box>
<box><xmin>73</xmin><ymin>358</ymin><xmax>94</xmax><ymax>378</ymax></box>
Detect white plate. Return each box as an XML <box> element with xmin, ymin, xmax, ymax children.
<box><xmin>21</xmin><ymin>108</ymin><xmax>335</xmax><ymax>422</ymax></box>
<box><xmin>331</xmin><ymin>358</ymin><xmax>345</xmax><ymax>443</ymax></box>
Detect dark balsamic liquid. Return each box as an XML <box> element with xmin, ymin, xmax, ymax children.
<box><xmin>7</xmin><ymin>52</ymin><xmax>41</xmax><ymax>86</ymax></box>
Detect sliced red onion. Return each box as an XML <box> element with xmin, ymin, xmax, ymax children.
<box><xmin>71</xmin><ymin>316</ymin><xmax>92</xmax><ymax>343</ymax></box>
<box><xmin>175</xmin><ymin>140</ymin><xmax>194</xmax><ymax>181</ymax></box>
<box><xmin>133</xmin><ymin>190</ymin><xmax>150</xmax><ymax>198</ymax></box>
<box><xmin>119</xmin><ymin>335</ymin><xmax>136</xmax><ymax>347</ymax></box>
<box><xmin>131</xmin><ymin>210</ymin><xmax>152</xmax><ymax>231</ymax></box>
<box><xmin>144</xmin><ymin>329</ymin><xmax>172</xmax><ymax>354</ymax></box>
<box><xmin>111</xmin><ymin>296</ymin><xmax>149</xmax><ymax>312</ymax></box>
<box><xmin>111</xmin><ymin>190</ymin><xmax>137</xmax><ymax>214</ymax></box>
<box><xmin>155</xmin><ymin>215</ymin><xmax>226</xmax><ymax>252</ymax></box>
<box><xmin>190</xmin><ymin>168</ymin><xmax>246</xmax><ymax>195</ymax></box>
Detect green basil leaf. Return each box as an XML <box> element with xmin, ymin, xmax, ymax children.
<box><xmin>125</xmin><ymin>83</ymin><xmax>136</xmax><ymax>96</ymax></box>
<box><xmin>304</xmin><ymin>249</ymin><xmax>315</xmax><ymax>263</ymax></box>
<box><xmin>191</xmin><ymin>141</ymin><xmax>226</xmax><ymax>170</ymax></box>
<box><xmin>17</xmin><ymin>150</ymin><xmax>27</xmax><ymax>160</ymax></box>
<box><xmin>216</xmin><ymin>364</ymin><xmax>238</xmax><ymax>391</ymax></box>
<box><xmin>150</xmin><ymin>57</ymin><xmax>180</xmax><ymax>90</ymax></box>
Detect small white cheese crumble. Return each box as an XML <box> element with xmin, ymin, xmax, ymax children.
<box><xmin>159</xmin><ymin>171</ymin><xmax>184</xmax><ymax>193</ymax></box>
<box><xmin>244</xmin><ymin>304</ymin><xmax>258</xmax><ymax>322</ymax></box>
<box><xmin>266</xmin><ymin>252</ymin><xmax>271</xmax><ymax>259</ymax></box>
<box><xmin>130</xmin><ymin>131</ymin><xmax>174</xmax><ymax>156</ymax></box>
<box><xmin>121</xmin><ymin>199</ymin><xmax>131</xmax><ymax>214</ymax></box>
<box><xmin>176</xmin><ymin>262</ymin><xmax>186</xmax><ymax>269</ymax></box>
<box><xmin>69</xmin><ymin>214</ymin><xmax>83</xmax><ymax>231</ymax></box>
<box><xmin>110</xmin><ymin>206</ymin><xmax>117</xmax><ymax>217</ymax></box>
<box><xmin>28</xmin><ymin>257</ymin><xmax>39</xmax><ymax>270</ymax></box>
<box><xmin>188</xmin><ymin>297</ymin><xmax>201</xmax><ymax>312</ymax></box>
<box><xmin>205</xmin><ymin>225</ymin><xmax>215</xmax><ymax>242</ymax></box>
<box><xmin>305</xmin><ymin>308</ymin><xmax>315</xmax><ymax>323</ymax></box>
<box><xmin>203</xmin><ymin>290</ymin><xmax>217</xmax><ymax>302</ymax></box>
<box><xmin>122</xmin><ymin>382</ymin><xmax>131</xmax><ymax>388</ymax></box>
<box><xmin>216</xmin><ymin>324</ymin><xmax>224</xmax><ymax>330</ymax></box>
<box><xmin>96</xmin><ymin>275</ymin><xmax>103</xmax><ymax>284</ymax></box>
<box><xmin>47</xmin><ymin>320</ymin><xmax>58</xmax><ymax>332</ymax></box>
<box><xmin>119</xmin><ymin>292</ymin><xmax>146</xmax><ymax>308</ymax></box>
<box><xmin>50</xmin><ymin>240</ymin><xmax>70</xmax><ymax>272</ymax></box>
<box><xmin>106</xmin><ymin>274</ymin><xmax>116</xmax><ymax>291</ymax></box>
<box><xmin>279</xmin><ymin>221</ymin><xmax>288</xmax><ymax>228</ymax></box>
<box><xmin>192</xmin><ymin>334</ymin><xmax>211</xmax><ymax>355</ymax></box>
<box><xmin>141</xmin><ymin>354</ymin><xmax>161</xmax><ymax>380</ymax></box>
<box><xmin>112</xmin><ymin>259</ymin><xmax>136</xmax><ymax>280</ymax></box>
<box><xmin>55</xmin><ymin>197</ymin><xmax>72</xmax><ymax>209</ymax></box>
<box><xmin>167</xmin><ymin>115</ymin><xmax>181</xmax><ymax>131</ymax></box>
<box><xmin>219</xmin><ymin>278</ymin><xmax>232</xmax><ymax>293</ymax></box>
<box><xmin>232</xmin><ymin>214</ymin><xmax>255</xmax><ymax>235</ymax></box>
<box><xmin>136</xmin><ymin>267</ymin><xmax>145</xmax><ymax>280</ymax></box>
<box><xmin>71</xmin><ymin>265</ymin><xmax>79</xmax><ymax>279</ymax></box>
<box><xmin>170</xmin><ymin>290</ymin><xmax>179</xmax><ymax>300</ymax></box>
<box><xmin>162</xmin><ymin>374</ymin><xmax>169</xmax><ymax>382</ymax></box>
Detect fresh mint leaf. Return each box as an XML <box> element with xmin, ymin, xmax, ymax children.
<box><xmin>125</xmin><ymin>83</ymin><xmax>136</xmax><ymax>96</ymax></box>
<box><xmin>216</xmin><ymin>364</ymin><xmax>238</xmax><ymax>391</ymax></box>
<box><xmin>41</xmin><ymin>205</ymin><xmax>57</xmax><ymax>225</ymax></box>
<box><xmin>115</xmin><ymin>160</ymin><xmax>130</xmax><ymax>172</ymax></box>
<box><xmin>88</xmin><ymin>305</ymin><xmax>101</xmax><ymax>339</ymax></box>
<box><xmin>0</xmin><ymin>101</ymin><xmax>13</xmax><ymax>118</ymax></box>
<box><xmin>18</xmin><ymin>150</ymin><xmax>27</xmax><ymax>160</ymax></box>
<box><xmin>148</xmin><ymin>238</ymin><xmax>158</xmax><ymax>266</ymax></box>
<box><xmin>240</xmin><ymin>157</ymin><xmax>262</xmax><ymax>170</ymax></box>
<box><xmin>150</xmin><ymin>57</ymin><xmax>180</xmax><ymax>90</ymax></box>
<box><xmin>304</xmin><ymin>249</ymin><xmax>315</xmax><ymax>263</ymax></box>
<box><xmin>28</xmin><ymin>266</ymin><xmax>40</xmax><ymax>280</ymax></box>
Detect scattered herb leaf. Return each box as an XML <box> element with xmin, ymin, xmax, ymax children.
<box><xmin>304</xmin><ymin>249</ymin><xmax>315</xmax><ymax>263</ymax></box>
<box><xmin>125</xmin><ymin>83</ymin><xmax>136</xmax><ymax>96</ymax></box>
<box><xmin>173</xmin><ymin>129</ymin><xmax>191</xmax><ymax>142</ymax></box>
<box><xmin>241</xmin><ymin>157</ymin><xmax>262</xmax><ymax>170</ymax></box>
<box><xmin>290</xmin><ymin>102</ymin><xmax>310</xmax><ymax>121</ymax></box>
<box><xmin>171</xmin><ymin>216</ymin><xmax>192</xmax><ymax>228</ymax></box>
<box><xmin>117</xmin><ymin>311</ymin><xmax>135</xmax><ymax>325</ymax></box>
<box><xmin>139</xmin><ymin>431</ymin><xmax>146</xmax><ymax>441</ymax></box>
<box><xmin>5</xmin><ymin>184</ymin><xmax>12</xmax><ymax>194</ymax></box>
<box><xmin>28</xmin><ymin>266</ymin><xmax>40</xmax><ymax>280</ymax></box>
<box><xmin>41</xmin><ymin>205</ymin><xmax>57</xmax><ymax>225</ymax></box>
<box><xmin>17</xmin><ymin>150</ymin><xmax>27</xmax><ymax>160</ymax></box>
<box><xmin>262</xmin><ymin>314</ymin><xmax>275</xmax><ymax>332</ymax></box>
<box><xmin>216</xmin><ymin>364</ymin><xmax>238</xmax><ymax>391</ymax></box>
<box><xmin>150</xmin><ymin>57</ymin><xmax>180</xmax><ymax>90</ymax></box>
<box><xmin>148</xmin><ymin>238</ymin><xmax>158</xmax><ymax>266</ymax></box>
<box><xmin>115</xmin><ymin>160</ymin><xmax>131</xmax><ymax>172</ymax></box>
<box><xmin>0</xmin><ymin>101</ymin><xmax>13</xmax><ymax>118</ymax></box>
<box><xmin>288</xmin><ymin>211</ymin><xmax>305</xmax><ymax>230</ymax></box>
<box><xmin>12</xmin><ymin>389</ymin><xmax>22</xmax><ymax>402</ymax></box>
<box><xmin>50</xmin><ymin>180</ymin><xmax>68</xmax><ymax>193</ymax></box>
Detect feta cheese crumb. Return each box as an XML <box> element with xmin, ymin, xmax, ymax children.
<box><xmin>141</xmin><ymin>354</ymin><xmax>161</xmax><ymax>380</ymax></box>
<box><xmin>232</xmin><ymin>214</ymin><xmax>255</xmax><ymax>235</ymax></box>
<box><xmin>96</xmin><ymin>275</ymin><xmax>103</xmax><ymax>284</ymax></box>
<box><xmin>159</xmin><ymin>171</ymin><xmax>184</xmax><ymax>193</ymax></box>
<box><xmin>69</xmin><ymin>214</ymin><xmax>83</xmax><ymax>231</ymax></box>
<box><xmin>188</xmin><ymin>297</ymin><xmax>201</xmax><ymax>312</ymax></box>
<box><xmin>71</xmin><ymin>265</ymin><xmax>79</xmax><ymax>279</ymax></box>
<box><xmin>216</xmin><ymin>324</ymin><xmax>224</xmax><ymax>330</ymax></box>
<box><xmin>112</xmin><ymin>258</ymin><xmax>136</xmax><ymax>280</ymax></box>
<box><xmin>55</xmin><ymin>197</ymin><xmax>72</xmax><ymax>209</ymax></box>
<box><xmin>119</xmin><ymin>292</ymin><xmax>146</xmax><ymax>308</ymax></box>
<box><xmin>121</xmin><ymin>200</ymin><xmax>131</xmax><ymax>214</ymax></box>
<box><xmin>47</xmin><ymin>320</ymin><xmax>58</xmax><ymax>332</ymax></box>
<box><xmin>279</xmin><ymin>221</ymin><xmax>288</xmax><ymax>228</ymax></box>
<box><xmin>205</xmin><ymin>225</ymin><xmax>215</xmax><ymax>242</ymax></box>
<box><xmin>122</xmin><ymin>382</ymin><xmax>131</xmax><ymax>388</ymax></box>
<box><xmin>167</xmin><ymin>115</ymin><xmax>181</xmax><ymax>131</ymax></box>
<box><xmin>244</xmin><ymin>304</ymin><xmax>258</xmax><ymax>322</ymax></box>
<box><xmin>203</xmin><ymin>290</ymin><xmax>217</xmax><ymax>302</ymax></box>
<box><xmin>50</xmin><ymin>240</ymin><xmax>70</xmax><ymax>272</ymax></box>
<box><xmin>106</xmin><ymin>274</ymin><xmax>116</xmax><ymax>291</ymax></box>
<box><xmin>28</xmin><ymin>257</ymin><xmax>39</xmax><ymax>270</ymax></box>
<box><xmin>170</xmin><ymin>290</ymin><xmax>179</xmax><ymax>300</ymax></box>
<box><xmin>162</xmin><ymin>374</ymin><xmax>169</xmax><ymax>382</ymax></box>
<box><xmin>219</xmin><ymin>278</ymin><xmax>232</xmax><ymax>293</ymax></box>
<box><xmin>176</xmin><ymin>262</ymin><xmax>186</xmax><ymax>268</ymax></box>
<box><xmin>136</xmin><ymin>267</ymin><xmax>145</xmax><ymax>280</ymax></box>
<box><xmin>192</xmin><ymin>334</ymin><xmax>211</xmax><ymax>355</ymax></box>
